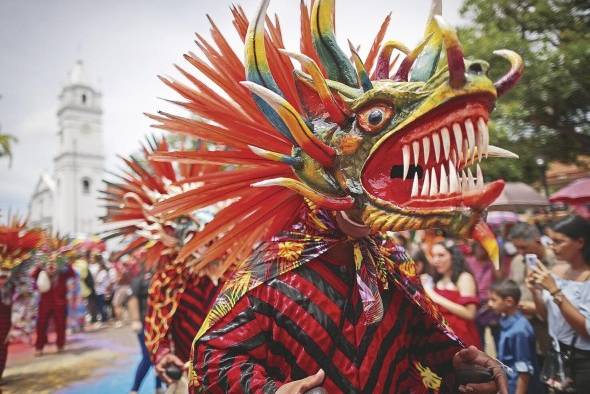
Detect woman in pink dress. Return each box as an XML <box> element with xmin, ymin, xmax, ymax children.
<box><xmin>423</xmin><ymin>240</ymin><xmax>482</xmax><ymax>348</ymax></box>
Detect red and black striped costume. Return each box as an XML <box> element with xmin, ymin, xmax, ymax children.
<box><xmin>193</xmin><ymin>253</ymin><xmax>461</xmax><ymax>393</ymax></box>
<box><xmin>149</xmin><ymin>274</ymin><xmax>219</xmax><ymax>364</ymax></box>
<box><xmin>144</xmin><ymin>255</ymin><xmax>221</xmax><ymax>365</ymax></box>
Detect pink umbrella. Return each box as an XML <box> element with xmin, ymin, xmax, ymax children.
<box><xmin>490</xmin><ymin>182</ymin><xmax>549</xmax><ymax>211</ymax></box>
<box><xmin>486</xmin><ymin>211</ymin><xmax>520</xmax><ymax>226</ymax></box>
<box><xmin>550</xmin><ymin>177</ymin><xmax>590</xmax><ymax>204</ymax></box>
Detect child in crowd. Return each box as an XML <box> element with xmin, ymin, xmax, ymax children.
<box><xmin>489</xmin><ymin>279</ymin><xmax>541</xmax><ymax>394</ymax></box>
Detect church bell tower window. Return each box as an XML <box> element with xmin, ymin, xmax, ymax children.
<box><xmin>82</xmin><ymin>178</ymin><xmax>91</xmax><ymax>194</ymax></box>
<box><xmin>81</xmin><ymin>93</ymin><xmax>87</xmax><ymax>105</ymax></box>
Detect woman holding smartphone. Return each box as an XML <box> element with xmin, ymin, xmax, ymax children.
<box><xmin>526</xmin><ymin>215</ymin><xmax>590</xmax><ymax>390</ymax></box>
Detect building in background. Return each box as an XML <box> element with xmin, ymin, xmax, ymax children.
<box><xmin>546</xmin><ymin>156</ymin><xmax>590</xmax><ymax>191</ymax></box>
<box><xmin>29</xmin><ymin>60</ymin><xmax>105</xmax><ymax>237</ymax></box>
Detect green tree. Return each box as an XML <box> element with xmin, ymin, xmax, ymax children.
<box><xmin>0</xmin><ymin>133</ymin><xmax>17</xmax><ymax>164</ymax></box>
<box><xmin>0</xmin><ymin>95</ymin><xmax>17</xmax><ymax>166</ymax></box>
<box><xmin>457</xmin><ymin>0</ymin><xmax>590</xmax><ymax>183</ymax></box>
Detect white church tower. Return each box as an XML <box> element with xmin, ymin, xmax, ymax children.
<box><xmin>53</xmin><ymin>60</ymin><xmax>105</xmax><ymax>236</ymax></box>
<box><xmin>29</xmin><ymin>60</ymin><xmax>105</xmax><ymax>236</ymax></box>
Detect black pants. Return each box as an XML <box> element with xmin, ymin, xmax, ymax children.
<box><xmin>560</xmin><ymin>342</ymin><xmax>590</xmax><ymax>392</ymax></box>
<box><xmin>572</xmin><ymin>356</ymin><xmax>590</xmax><ymax>391</ymax></box>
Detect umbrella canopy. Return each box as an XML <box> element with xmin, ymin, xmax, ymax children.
<box><xmin>486</xmin><ymin>211</ymin><xmax>520</xmax><ymax>226</ymax></box>
<box><xmin>550</xmin><ymin>177</ymin><xmax>590</xmax><ymax>204</ymax></box>
<box><xmin>490</xmin><ymin>182</ymin><xmax>549</xmax><ymax>211</ymax></box>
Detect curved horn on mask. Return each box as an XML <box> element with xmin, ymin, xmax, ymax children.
<box><xmin>245</xmin><ymin>0</ymin><xmax>294</xmax><ymax>142</ymax></box>
<box><xmin>409</xmin><ymin>0</ymin><xmax>442</xmax><ymax>82</ymax></box>
<box><xmin>241</xmin><ymin>81</ymin><xmax>335</xmax><ymax>167</ymax></box>
<box><xmin>280</xmin><ymin>50</ymin><xmax>348</xmax><ymax>124</ymax></box>
<box><xmin>311</xmin><ymin>0</ymin><xmax>358</xmax><ymax>87</ymax></box>
<box><xmin>248</xmin><ymin>145</ymin><xmax>303</xmax><ymax>168</ymax></box>
<box><xmin>393</xmin><ymin>33</ymin><xmax>433</xmax><ymax>82</ymax></box>
<box><xmin>348</xmin><ymin>40</ymin><xmax>373</xmax><ymax>92</ymax></box>
<box><xmin>434</xmin><ymin>15</ymin><xmax>466</xmax><ymax>89</ymax></box>
<box><xmin>252</xmin><ymin>177</ymin><xmax>354</xmax><ymax>210</ymax></box>
<box><xmin>372</xmin><ymin>40</ymin><xmax>409</xmax><ymax>80</ymax></box>
<box><xmin>493</xmin><ymin>49</ymin><xmax>524</xmax><ymax>97</ymax></box>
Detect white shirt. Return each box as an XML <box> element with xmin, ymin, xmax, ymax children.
<box><xmin>542</xmin><ymin>275</ymin><xmax>590</xmax><ymax>351</ymax></box>
<box><xmin>94</xmin><ymin>269</ymin><xmax>112</xmax><ymax>296</ymax></box>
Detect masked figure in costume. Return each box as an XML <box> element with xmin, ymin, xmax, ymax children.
<box><xmin>31</xmin><ymin>236</ymin><xmax>76</xmax><ymax>356</ymax></box>
<box><xmin>102</xmin><ymin>136</ymin><xmax>225</xmax><ymax>384</ymax></box>
<box><xmin>148</xmin><ymin>0</ymin><xmax>523</xmax><ymax>392</ymax></box>
<box><xmin>0</xmin><ymin>217</ymin><xmax>43</xmax><ymax>380</ymax></box>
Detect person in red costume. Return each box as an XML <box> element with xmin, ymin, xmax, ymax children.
<box><xmin>144</xmin><ymin>0</ymin><xmax>525</xmax><ymax>390</ymax></box>
<box><xmin>425</xmin><ymin>240</ymin><xmax>482</xmax><ymax>348</ymax></box>
<box><xmin>32</xmin><ymin>258</ymin><xmax>76</xmax><ymax>356</ymax></box>
<box><xmin>99</xmin><ymin>136</ymin><xmax>225</xmax><ymax>385</ymax></box>
<box><xmin>0</xmin><ymin>270</ymin><xmax>13</xmax><ymax>381</ymax></box>
<box><xmin>0</xmin><ymin>219</ymin><xmax>42</xmax><ymax>380</ymax></box>
<box><xmin>190</xmin><ymin>209</ymin><xmax>507</xmax><ymax>394</ymax></box>
<box><xmin>148</xmin><ymin>267</ymin><xmax>219</xmax><ymax>384</ymax></box>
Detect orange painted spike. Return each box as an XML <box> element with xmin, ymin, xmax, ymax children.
<box><xmin>114</xmin><ymin>237</ymin><xmax>149</xmax><ymax>260</ymax></box>
<box><xmin>182</xmin><ymin>53</ymin><xmax>261</xmax><ymax>121</ymax></box>
<box><xmin>231</xmin><ymin>4</ymin><xmax>249</xmax><ymax>39</ymax></box>
<box><xmin>300</xmin><ymin>0</ymin><xmax>325</xmax><ymax>76</ymax></box>
<box><xmin>186</xmin><ymin>191</ymin><xmax>300</xmax><ymax>266</ymax></box>
<box><xmin>154</xmin><ymin>184</ymin><xmax>255</xmax><ymax>220</ymax></box>
<box><xmin>265</xmin><ymin>15</ymin><xmax>284</xmax><ymax>49</ymax></box>
<box><xmin>177</xmin><ymin>187</ymin><xmax>286</xmax><ymax>262</ymax></box>
<box><xmin>209</xmin><ymin>225</ymin><xmax>268</xmax><ymax>275</ymax></box>
<box><xmin>202</xmin><ymin>194</ymin><xmax>302</xmax><ymax>267</ymax></box>
<box><xmin>173</xmin><ymin>166</ymin><xmax>291</xmax><ymax>187</ymax></box>
<box><xmin>182</xmin><ymin>188</ymin><xmax>275</xmax><ymax>243</ymax></box>
<box><xmin>149</xmin><ymin>150</ymin><xmax>268</xmax><ymax>166</ymax></box>
<box><xmin>218</xmin><ymin>228</ymin><xmax>261</xmax><ymax>273</ymax></box>
<box><xmin>264</xmin><ymin>23</ymin><xmax>303</xmax><ymax>115</ymax></box>
<box><xmin>146</xmin><ymin>113</ymin><xmax>251</xmax><ymax>150</ymax></box>
<box><xmin>472</xmin><ymin>220</ymin><xmax>500</xmax><ymax>269</ymax></box>
<box><xmin>164</xmin><ymin>169</ymin><xmax>291</xmax><ymax>209</ymax></box>
<box><xmin>174</xmin><ymin>64</ymin><xmax>248</xmax><ymax>119</ymax></box>
<box><xmin>206</xmin><ymin>15</ymin><xmax>243</xmax><ymax>75</ymax></box>
<box><xmin>364</xmin><ymin>12</ymin><xmax>392</xmax><ymax>74</ymax></box>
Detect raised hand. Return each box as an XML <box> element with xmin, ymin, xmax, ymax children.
<box><xmin>453</xmin><ymin>346</ymin><xmax>508</xmax><ymax>394</ymax></box>
<box><xmin>276</xmin><ymin>369</ymin><xmax>325</xmax><ymax>394</ymax></box>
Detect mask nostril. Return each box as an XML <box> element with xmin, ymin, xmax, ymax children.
<box><xmin>468</xmin><ymin>62</ymin><xmax>485</xmax><ymax>75</ymax></box>
<box><xmin>390</xmin><ymin>165</ymin><xmax>424</xmax><ymax>179</ymax></box>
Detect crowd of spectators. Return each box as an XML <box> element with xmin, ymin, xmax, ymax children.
<box><xmin>6</xmin><ymin>251</ymin><xmax>137</xmax><ymax>355</ymax></box>
<box><xmin>400</xmin><ymin>215</ymin><xmax>590</xmax><ymax>393</ymax></box>
<box><xmin>2</xmin><ymin>214</ymin><xmax>589</xmax><ymax>393</ymax></box>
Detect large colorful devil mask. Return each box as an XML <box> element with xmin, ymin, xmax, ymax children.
<box><xmin>149</xmin><ymin>0</ymin><xmax>522</xmax><ymax>268</ymax></box>
<box><xmin>244</xmin><ymin>0</ymin><xmax>521</xmax><ymax>261</ymax></box>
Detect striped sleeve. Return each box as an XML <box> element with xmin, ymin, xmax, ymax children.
<box><xmin>193</xmin><ymin>288</ymin><xmax>282</xmax><ymax>394</ymax></box>
<box><xmin>409</xmin><ymin>308</ymin><xmax>461</xmax><ymax>392</ymax></box>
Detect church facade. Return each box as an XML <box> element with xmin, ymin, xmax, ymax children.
<box><xmin>29</xmin><ymin>61</ymin><xmax>105</xmax><ymax>237</ymax></box>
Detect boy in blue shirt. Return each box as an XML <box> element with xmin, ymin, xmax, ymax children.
<box><xmin>489</xmin><ymin>279</ymin><xmax>542</xmax><ymax>394</ymax></box>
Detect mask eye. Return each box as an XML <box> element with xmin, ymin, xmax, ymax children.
<box><xmin>357</xmin><ymin>103</ymin><xmax>395</xmax><ymax>133</ymax></box>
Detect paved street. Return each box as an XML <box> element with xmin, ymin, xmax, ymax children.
<box><xmin>1</xmin><ymin>325</ymin><xmax>159</xmax><ymax>394</ymax></box>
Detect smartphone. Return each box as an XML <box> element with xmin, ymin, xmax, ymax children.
<box><xmin>525</xmin><ymin>253</ymin><xmax>538</xmax><ymax>269</ymax></box>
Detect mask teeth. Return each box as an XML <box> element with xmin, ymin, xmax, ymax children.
<box><xmin>399</xmin><ymin>116</ymin><xmax>491</xmax><ymax>200</ymax></box>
